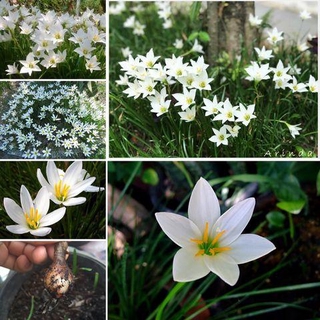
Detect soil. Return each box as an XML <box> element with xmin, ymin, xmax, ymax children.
<box><xmin>7</xmin><ymin>264</ymin><xmax>106</xmax><ymax>320</ymax></box>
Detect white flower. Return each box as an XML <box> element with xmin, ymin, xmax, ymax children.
<box><xmin>254</xmin><ymin>46</ymin><xmax>273</xmax><ymax>61</ymax></box>
<box><xmin>283</xmin><ymin>122</ymin><xmax>302</xmax><ymax>138</ymax></box>
<box><xmin>299</xmin><ymin>10</ymin><xmax>311</xmax><ymax>20</ymax></box>
<box><xmin>209</xmin><ymin>126</ymin><xmax>231</xmax><ymax>146</ymax></box>
<box><xmin>245</xmin><ymin>62</ymin><xmax>271</xmax><ymax>82</ymax></box>
<box><xmin>173</xmin><ymin>38</ymin><xmax>183</xmax><ymax>49</ymax></box>
<box><xmin>36</xmin><ymin>161</ymin><xmax>98</xmax><ymax>206</ymax></box>
<box><xmin>4</xmin><ymin>185</ymin><xmax>66</xmax><ymax>236</ymax></box>
<box><xmin>121</xmin><ymin>47</ymin><xmax>133</xmax><ymax>58</ymax></box>
<box><xmin>192</xmin><ymin>71</ymin><xmax>213</xmax><ymax>91</ymax></box>
<box><xmin>172</xmin><ymin>87</ymin><xmax>196</xmax><ymax>110</ymax></box>
<box><xmin>288</xmin><ymin>76</ymin><xmax>308</xmax><ymax>93</ymax></box>
<box><xmin>307</xmin><ymin>75</ymin><xmax>318</xmax><ymax>93</ymax></box>
<box><xmin>191</xmin><ymin>39</ymin><xmax>204</xmax><ymax>54</ymax></box>
<box><xmin>201</xmin><ymin>96</ymin><xmax>223</xmax><ymax>116</ymax></box>
<box><xmin>178</xmin><ymin>106</ymin><xmax>196</xmax><ymax>122</ymax></box>
<box><xmin>234</xmin><ymin>103</ymin><xmax>256</xmax><ymax>126</ymax></box>
<box><xmin>138</xmin><ymin>48</ymin><xmax>160</xmax><ymax>68</ymax></box>
<box><xmin>155</xmin><ymin>178</ymin><xmax>275</xmax><ymax>285</ymax></box>
<box><xmin>266</xmin><ymin>27</ymin><xmax>284</xmax><ymax>45</ymax></box>
<box><xmin>297</xmin><ymin>42</ymin><xmax>309</xmax><ymax>52</ymax></box>
<box><xmin>270</xmin><ymin>60</ymin><xmax>291</xmax><ymax>82</ymax></box>
<box><xmin>212</xmin><ymin>98</ymin><xmax>238</xmax><ymax>124</ymax></box>
<box><xmin>19</xmin><ymin>53</ymin><xmax>41</xmax><ymax>76</ymax></box>
<box><xmin>85</xmin><ymin>55</ymin><xmax>101</xmax><ymax>73</ymax></box>
<box><xmin>6</xmin><ymin>63</ymin><xmax>19</xmax><ymax>75</ymax></box>
<box><xmin>249</xmin><ymin>13</ymin><xmax>262</xmax><ymax>27</ymax></box>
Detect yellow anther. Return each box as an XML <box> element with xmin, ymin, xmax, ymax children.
<box><xmin>54</xmin><ymin>180</ymin><xmax>70</xmax><ymax>202</ymax></box>
<box><xmin>24</xmin><ymin>207</ymin><xmax>41</xmax><ymax>230</ymax></box>
<box><xmin>190</xmin><ymin>222</ymin><xmax>230</xmax><ymax>257</ymax></box>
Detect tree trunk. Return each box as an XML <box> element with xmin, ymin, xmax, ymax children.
<box><xmin>207</xmin><ymin>2</ymin><xmax>256</xmax><ymax>66</ymax></box>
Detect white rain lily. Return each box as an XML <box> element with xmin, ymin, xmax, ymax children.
<box><xmin>37</xmin><ymin>161</ymin><xmax>99</xmax><ymax>206</ymax></box>
<box><xmin>299</xmin><ymin>10</ymin><xmax>311</xmax><ymax>20</ymax></box>
<box><xmin>249</xmin><ymin>13</ymin><xmax>262</xmax><ymax>27</ymax></box>
<box><xmin>280</xmin><ymin>121</ymin><xmax>302</xmax><ymax>138</ymax></box>
<box><xmin>156</xmin><ymin>178</ymin><xmax>275</xmax><ymax>286</ymax></box>
<box><xmin>245</xmin><ymin>62</ymin><xmax>271</xmax><ymax>82</ymax></box>
<box><xmin>178</xmin><ymin>106</ymin><xmax>196</xmax><ymax>122</ymax></box>
<box><xmin>4</xmin><ymin>185</ymin><xmax>66</xmax><ymax>236</ymax></box>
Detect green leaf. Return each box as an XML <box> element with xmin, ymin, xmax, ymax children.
<box><xmin>142</xmin><ymin>168</ymin><xmax>159</xmax><ymax>186</ymax></box>
<box><xmin>198</xmin><ymin>31</ymin><xmax>210</xmax><ymax>42</ymax></box>
<box><xmin>188</xmin><ymin>32</ymin><xmax>199</xmax><ymax>41</ymax></box>
<box><xmin>189</xmin><ymin>2</ymin><xmax>202</xmax><ymax>22</ymax></box>
<box><xmin>266</xmin><ymin>211</ymin><xmax>286</xmax><ymax>228</ymax></box>
<box><xmin>276</xmin><ymin>199</ymin><xmax>306</xmax><ymax>214</ymax></box>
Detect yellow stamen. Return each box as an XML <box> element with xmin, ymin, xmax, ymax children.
<box><xmin>211</xmin><ymin>229</ymin><xmax>226</xmax><ymax>246</ymax></box>
<box><xmin>54</xmin><ymin>180</ymin><xmax>70</xmax><ymax>202</ymax></box>
<box><xmin>190</xmin><ymin>222</ymin><xmax>231</xmax><ymax>257</ymax></box>
<box><xmin>24</xmin><ymin>207</ymin><xmax>41</xmax><ymax>230</ymax></box>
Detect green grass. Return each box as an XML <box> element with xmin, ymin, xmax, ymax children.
<box><xmin>109</xmin><ymin>2</ymin><xmax>317</xmax><ymax>157</ymax></box>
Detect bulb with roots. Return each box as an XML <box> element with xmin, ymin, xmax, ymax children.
<box><xmin>44</xmin><ymin>241</ymin><xmax>74</xmax><ymax>298</ymax></box>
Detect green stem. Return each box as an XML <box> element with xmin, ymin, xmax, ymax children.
<box><xmin>155</xmin><ymin>282</ymin><xmax>186</xmax><ymax>320</ymax></box>
<box><xmin>26</xmin><ymin>296</ymin><xmax>34</xmax><ymax>320</ymax></box>
<box><xmin>288</xmin><ymin>212</ymin><xmax>295</xmax><ymax>239</ymax></box>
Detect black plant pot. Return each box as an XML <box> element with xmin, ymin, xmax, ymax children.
<box><xmin>0</xmin><ymin>248</ymin><xmax>106</xmax><ymax>320</ymax></box>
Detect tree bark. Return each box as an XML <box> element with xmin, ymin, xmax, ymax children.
<box><xmin>207</xmin><ymin>2</ymin><xmax>256</xmax><ymax>66</ymax></box>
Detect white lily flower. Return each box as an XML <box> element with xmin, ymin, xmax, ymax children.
<box><xmin>37</xmin><ymin>161</ymin><xmax>99</xmax><ymax>206</ymax></box>
<box><xmin>155</xmin><ymin>178</ymin><xmax>275</xmax><ymax>286</ymax></box>
<box><xmin>4</xmin><ymin>185</ymin><xmax>66</xmax><ymax>236</ymax></box>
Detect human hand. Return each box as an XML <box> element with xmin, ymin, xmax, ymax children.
<box><xmin>0</xmin><ymin>241</ymin><xmax>56</xmax><ymax>273</ymax></box>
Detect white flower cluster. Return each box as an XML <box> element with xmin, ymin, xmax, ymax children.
<box><xmin>117</xmin><ymin>49</ymin><xmax>257</xmax><ymax>147</ymax></box>
<box><xmin>0</xmin><ymin>0</ymin><xmax>105</xmax><ymax>77</ymax></box>
<box><xmin>245</xmin><ymin>59</ymin><xmax>318</xmax><ymax>93</ymax></box>
<box><xmin>0</xmin><ymin>82</ymin><xmax>105</xmax><ymax>158</ymax></box>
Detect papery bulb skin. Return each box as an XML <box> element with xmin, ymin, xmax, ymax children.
<box><xmin>44</xmin><ymin>241</ymin><xmax>74</xmax><ymax>298</ymax></box>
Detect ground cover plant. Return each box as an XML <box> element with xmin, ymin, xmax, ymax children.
<box><xmin>109</xmin><ymin>2</ymin><xmax>318</xmax><ymax>157</ymax></box>
<box><xmin>0</xmin><ymin>0</ymin><xmax>106</xmax><ymax>79</ymax></box>
<box><xmin>108</xmin><ymin>161</ymin><xmax>320</xmax><ymax>319</ymax></box>
<box><xmin>0</xmin><ymin>161</ymin><xmax>106</xmax><ymax>239</ymax></box>
<box><xmin>0</xmin><ymin>81</ymin><xmax>106</xmax><ymax>159</ymax></box>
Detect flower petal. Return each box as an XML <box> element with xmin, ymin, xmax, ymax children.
<box><xmin>20</xmin><ymin>185</ymin><xmax>33</xmax><ymax>213</ymax></box>
<box><xmin>188</xmin><ymin>177</ymin><xmax>220</xmax><ymax>231</ymax></box>
<box><xmin>34</xmin><ymin>187</ymin><xmax>50</xmax><ymax>216</ymax></box>
<box><xmin>63</xmin><ymin>161</ymin><xmax>82</xmax><ymax>186</ymax></box>
<box><xmin>46</xmin><ymin>161</ymin><xmax>60</xmax><ymax>186</ymax></box>
<box><xmin>85</xmin><ymin>185</ymin><xmax>104</xmax><ymax>192</ymax></box>
<box><xmin>215</xmin><ymin>198</ymin><xmax>255</xmax><ymax>246</ymax></box>
<box><xmin>155</xmin><ymin>212</ymin><xmax>201</xmax><ymax>248</ymax></box>
<box><xmin>63</xmin><ymin>197</ymin><xmax>87</xmax><ymax>206</ymax></box>
<box><xmin>173</xmin><ymin>247</ymin><xmax>210</xmax><ymax>282</ymax></box>
<box><xmin>30</xmin><ymin>227</ymin><xmax>52</xmax><ymax>236</ymax></box>
<box><xmin>204</xmin><ymin>254</ymin><xmax>240</xmax><ymax>286</ymax></box>
<box><xmin>3</xmin><ymin>198</ymin><xmax>25</xmax><ymax>225</ymax></box>
<box><xmin>40</xmin><ymin>207</ymin><xmax>66</xmax><ymax>227</ymax></box>
<box><xmin>37</xmin><ymin>168</ymin><xmax>51</xmax><ymax>190</ymax></box>
<box><xmin>68</xmin><ymin>177</ymin><xmax>96</xmax><ymax>198</ymax></box>
<box><xmin>6</xmin><ymin>225</ymin><xmax>30</xmax><ymax>234</ymax></box>
<box><xmin>227</xmin><ymin>234</ymin><xmax>276</xmax><ymax>264</ymax></box>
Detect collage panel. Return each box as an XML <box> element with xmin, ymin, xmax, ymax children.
<box><xmin>0</xmin><ymin>240</ymin><xmax>106</xmax><ymax>319</ymax></box>
<box><xmin>0</xmin><ymin>81</ymin><xmax>106</xmax><ymax>159</ymax></box>
<box><xmin>108</xmin><ymin>160</ymin><xmax>320</xmax><ymax>318</ymax></box>
<box><xmin>0</xmin><ymin>0</ymin><xmax>106</xmax><ymax>79</ymax></box>
<box><xmin>0</xmin><ymin>0</ymin><xmax>107</xmax><ymax>318</ymax></box>
<box><xmin>0</xmin><ymin>161</ymin><xmax>105</xmax><ymax>239</ymax></box>
<box><xmin>109</xmin><ymin>1</ymin><xmax>318</xmax><ymax>158</ymax></box>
